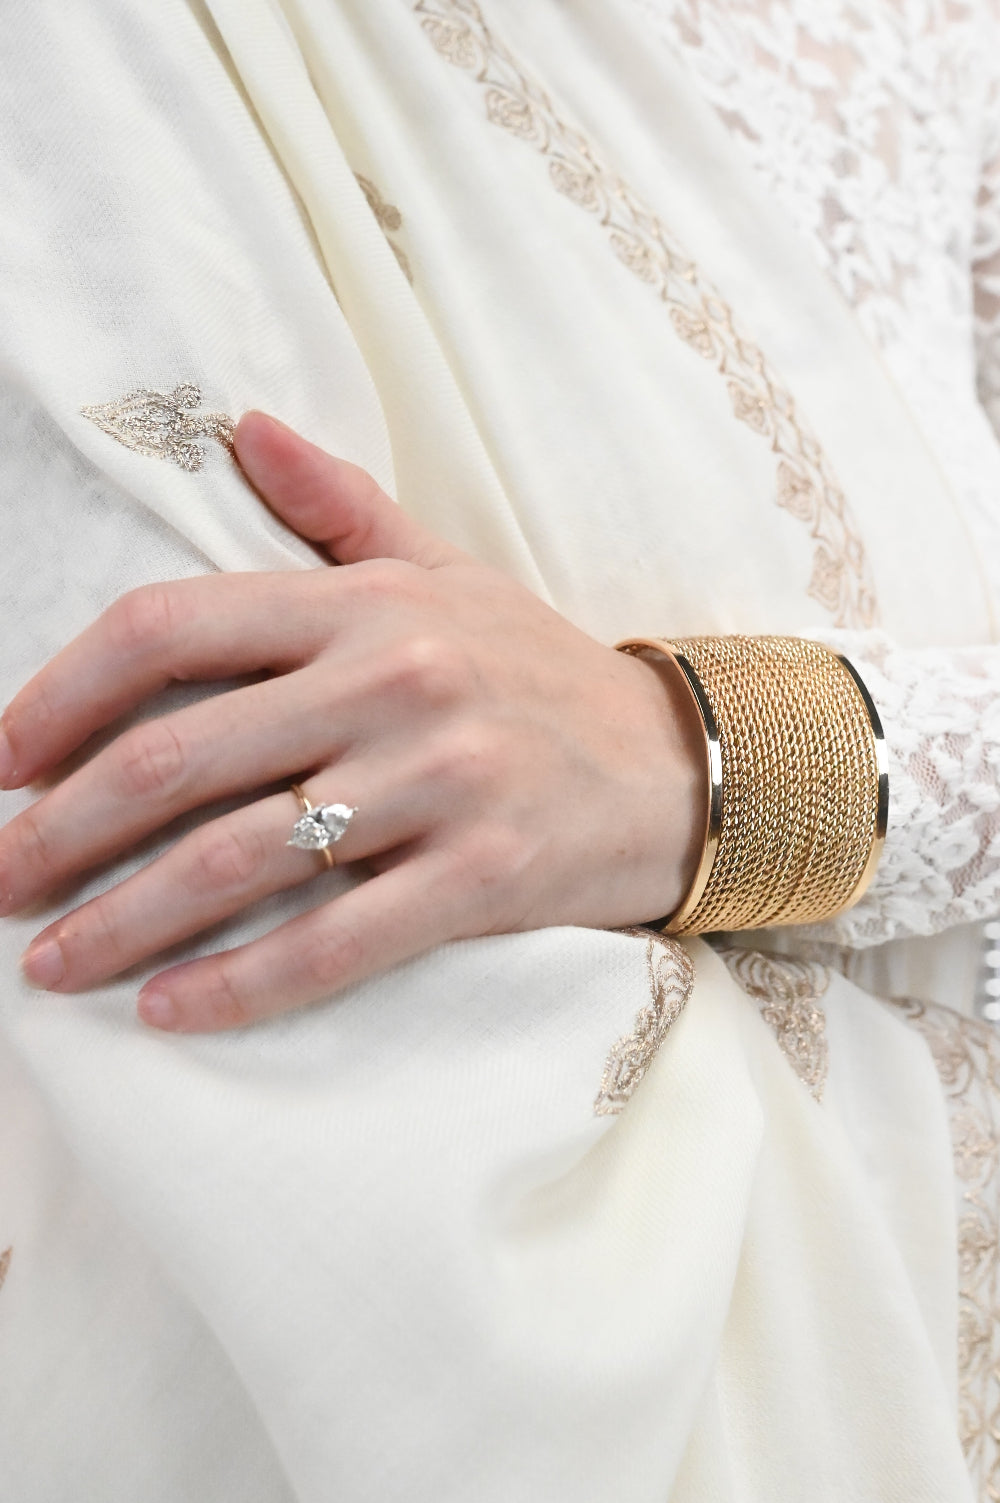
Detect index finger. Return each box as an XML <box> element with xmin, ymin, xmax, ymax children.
<box><xmin>0</xmin><ymin>570</ymin><xmax>339</xmax><ymax>788</ymax></box>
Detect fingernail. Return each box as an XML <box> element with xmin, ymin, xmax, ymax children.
<box><xmin>0</xmin><ymin>728</ymin><xmax>19</xmax><ymax>789</ymax></box>
<box><xmin>21</xmin><ymin>937</ymin><xmax>65</xmax><ymax>989</ymax></box>
<box><xmin>138</xmin><ymin>989</ymin><xmax>180</xmax><ymax>1031</ymax></box>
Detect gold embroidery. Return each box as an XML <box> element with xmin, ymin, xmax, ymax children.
<box><xmin>719</xmin><ymin>947</ymin><xmax>830</xmax><ymax>1100</ymax></box>
<box><xmin>594</xmin><ymin>931</ymin><xmax>694</xmax><ymax>1117</ymax></box>
<box><xmin>887</xmin><ymin>997</ymin><xmax>1000</xmax><ymax>1500</ymax></box>
<box><xmin>355</xmin><ymin>174</ymin><xmax>414</xmax><ymax>284</ymax></box>
<box><xmin>414</xmin><ymin>0</ymin><xmax>877</xmax><ymax>629</ymax></box>
<box><xmin>0</xmin><ymin>1247</ymin><xmax>10</xmax><ymax>1293</ymax></box>
<box><xmin>81</xmin><ymin>384</ymin><xmax>235</xmax><ymax>472</ymax></box>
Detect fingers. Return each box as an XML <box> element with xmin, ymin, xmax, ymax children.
<box><xmin>0</xmin><ymin>667</ymin><xmax>371</xmax><ymax>912</ymax></box>
<box><xmin>0</xmin><ymin>572</ymin><xmax>345</xmax><ymax>787</ymax></box>
<box><xmin>234</xmin><ymin>412</ymin><xmax>468</xmax><ymax>570</ymax></box>
<box><xmin>19</xmin><ymin>768</ymin><xmax>433</xmax><ymax>994</ymax></box>
<box><xmin>133</xmin><ymin>848</ymin><xmax>467</xmax><ymax>1032</ymax></box>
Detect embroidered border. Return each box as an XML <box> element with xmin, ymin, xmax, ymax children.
<box><xmin>355</xmin><ymin>173</ymin><xmax>413</xmax><ymax>284</ymax></box>
<box><xmin>414</xmin><ymin>0</ymin><xmax>877</xmax><ymax>629</ymax></box>
<box><xmin>594</xmin><ymin>931</ymin><xmax>694</xmax><ymax>1116</ymax></box>
<box><xmin>888</xmin><ymin>996</ymin><xmax>1000</xmax><ymax>1501</ymax></box>
<box><xmin>718</xmin><ymin>946</ymin><xmax>830</xmax><ymax>1100</ymax></box>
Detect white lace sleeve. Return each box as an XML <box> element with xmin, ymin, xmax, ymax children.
<box><xmin>975</xmin><ymin>63</ymin><xmax>1000</xmax><ymax>444</ymax></box>
<box><xmin>797</xmin><ymin>632</ymin><xmax>1000</xmax><ymax>947</ymax></box>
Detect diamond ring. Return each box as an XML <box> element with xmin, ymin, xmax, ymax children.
<box><xmin>288</xmin><ymin>784</ymin><xmax>357</xmax><ymax>869</ymax></box>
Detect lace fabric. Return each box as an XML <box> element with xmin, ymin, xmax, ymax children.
<box><xmin>627</xmin><ymin>0</ymin><xmax>1000</xmax><ymax>944</ymax></box>
<box><xmin>810</xmin><ymin>632</ymin><xmax>1000</xmax><ymax>944</ymax></box>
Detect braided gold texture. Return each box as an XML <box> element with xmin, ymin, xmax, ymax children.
<box><xmin>618</xmin><ymin>636</ymin><xmax>888</xmax><ymax>934</ymax></box>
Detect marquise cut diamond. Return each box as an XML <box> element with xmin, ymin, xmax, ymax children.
<box><xmin>288</xmin><ymin>803</ymin><xmax>357</xmax><ymax>852</ymax></box>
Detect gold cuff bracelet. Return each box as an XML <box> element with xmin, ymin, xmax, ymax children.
<box><xmin>616</xmin><ymin>635</ymin><xmax>889</xmax><ymax>934</ymax></box>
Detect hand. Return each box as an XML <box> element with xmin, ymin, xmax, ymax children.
<box><xmin>1</xmin><ymin>413</ymin><xmax>706</xmax><ymax>1032</ymax></box>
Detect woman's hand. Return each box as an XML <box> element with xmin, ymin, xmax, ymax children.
<box><xmin>1</xmin><ymin>413</ymin><xmax>706</xmax><ymax>1032</ymax></box>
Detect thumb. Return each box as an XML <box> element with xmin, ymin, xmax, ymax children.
<box><xmin>234</xmin><ymin>411</ymin><xmax>466</xmax><ymax>569</ymax></box>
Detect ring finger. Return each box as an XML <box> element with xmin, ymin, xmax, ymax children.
<box><xmin>19</xmin><ymin>767</ymin><xmax>431</xmax><ymax>993</ymax></box>
<box><xmin>0</xmin><ymin>663</ymin><xmax>381</xmax><ymax>914</ymax></box>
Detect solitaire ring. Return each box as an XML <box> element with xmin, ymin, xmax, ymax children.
<box><xmin>287</xmin><ymin>784</ymin><xmax>358</xmax><ymax>869</ymax></box>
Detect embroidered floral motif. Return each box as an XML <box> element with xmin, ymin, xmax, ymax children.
<box><xmin>718</xmin><ymin>946</ymin><xmax>830</xmax><ymax>1100</ymax></box>
<box><xmin>413</xmin><ymin>0</ymin><xmax>877</xmax><ymax>628</ymax></box>
<box><xmin>0</xmin><ymin>1247</ymin><xmax>10</xmax><ymax>1293</ymax></box>
<box><xmin>81</xmin><ymin>384</ymin><xmax>235</xmax><ymax>472</ymax></box>
<box><xmin>355</xmin><ymin>174</ymin><xmax>413</xmax><ymax>284</ymax></box>
<box><xmin>887</xmin><ymin>996</ymin><xmax>1000</xmax><ymax>1500</ymax></box>
<box><xmin>594</xmin><ymin>931</ymin><xmax>694</xmax><ymax>1117</ymax></box>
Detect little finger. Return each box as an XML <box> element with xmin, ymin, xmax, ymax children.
<box><xmin>135</xmin><ymin>848</ymin><xmax>471</xmax><ymax>1031</ymax></box>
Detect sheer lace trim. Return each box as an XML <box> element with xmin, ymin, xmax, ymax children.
<box><xmin>804</xmin><ymin>632</ymin><xmax>1000</xmax><ymax>947</ymax></box>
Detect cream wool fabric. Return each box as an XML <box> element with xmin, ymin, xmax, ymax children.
<box><xmin>0</xmin><ymin>2</ymin><xmax>992</xmax><ymax>1499</ymax></box>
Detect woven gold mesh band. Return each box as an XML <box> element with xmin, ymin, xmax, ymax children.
<box><xmin>616</xmin><ymin>636</ymin><xmax>889</xmax><ymax>934</ymax></box>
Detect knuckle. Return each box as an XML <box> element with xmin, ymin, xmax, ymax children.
<box><xmin>68</xmin><ymin>894</ymin><xmax>130</xmax><ymax>975</ymax></box>
<box><xmin>191</xmin><ymin>826</ymin><xmax>268</xmax><ymax>893</ymax></box>
<box><xmin>380</xmin><ymin>635</ymin><xmax>471</xmax><ymax>707</ymax></box>
<box><xmin>15</xmin><ymin>805</ymin><xmax>57</xmax><ymax>875</ymax></box>
<box><xmin>296</xmin><ymin>924</ymin><xmax>365</xmax><ymax>991</ymax></box>
<box><xmin>346</xmin><ymin>556</ymin><xmax>416</xmax><ymax>601</ymax></box>
<box><xmin>106</xmin><ymin>584</ymin><xmax>181</xmax><ymax>659</ymax></box>
<box><xmin>114</xmin><ymin>720</ymin><xmax>187</xmax><ymax>800</ymax></box>
<box><xmin>200</xmin><ymin>966</ymin><xmax>253</xmax><ymax>1031</ymax></box>
<box><xmin>440</xmin><ymin>827</ymin><xmax>526</xmax><ymax>929</ymax></box>
<box><xmin>427</xmin><ymin>723</ymin><xmax>501</xmax><ymax>790</ymax></box>
<box><xmin>459</xmin><ymin>824</ymin><xmax>526</xmax><ymax>889</ymax></box>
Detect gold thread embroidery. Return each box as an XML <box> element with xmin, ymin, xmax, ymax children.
<box><xmin>81</xmin><ymin>384</ymin><xmax>235</xmax><ymax>472</ymax></box>
<box><xmin>355</xmin><ymin>173</ymin><xmax>414</xmax><ymax>284</ymax></box>
<box><xmin>887</xmin><ymin>996</ymin><xmax>1000</xmax><ymax>1501</ymax></box>
<box><xmin>718</xmin><ymin>947</ymin><xmax>830</xmax><ymax>1100</ymax></box>
<box><xmin>594</xmin><ymin>931</ymin><xmax>694</xmax><ymax>1117</ymax></box>
<box><xmin>0</xmin><ymin>1247</ymin><xmax>10</xmax><ymax>1293</ymax></box>
<box><xmin>414</xmin><ymin>0</ymin><xmax>877</xmax><ymax>629</ymax></box>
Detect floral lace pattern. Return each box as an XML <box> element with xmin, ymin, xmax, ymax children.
<box><xmin>628</xmin><ymin>0</ymin><xmax>1000</xmax><ymax>462</ymax></box>
<box><xmin>803</xmin><ymin>633</ymin><xmax>1000</xmax><ymax>945</ymax></box>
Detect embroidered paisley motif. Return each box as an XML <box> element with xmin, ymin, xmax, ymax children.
<box><xmin>887</xmin><ymin>996</ymin><xmax>1000</xmax><ymax>1501</ymax></box>
<box><xmin>413</xmin><ymin>0</ymin><xmax>877</xmax><ymax>629</ymax></box>
<box><xmin>594</xmin><ymin>931</ymin><xmax>694</xmax><ymax>1117</ymax></box>
<box><xmin>718</xmin><ymin>946</ymin><xmax>830</xmax><ymax>1101</ymax></box>
<box><xmin>81</xmin><ymin>384</ymin><xmax>235</xmax><ymax>472</ymax></box>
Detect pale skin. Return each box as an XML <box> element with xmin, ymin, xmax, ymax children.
<box><xmin>0</xmin><ymin>412</ymin><xmax>706</xmax><ymax>1033</ymax></box>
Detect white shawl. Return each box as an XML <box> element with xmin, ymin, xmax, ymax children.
<box><xmin>0</xmin><ymin>2</ymin><xmax>992</xmax><ymax>1498</ymax></box>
